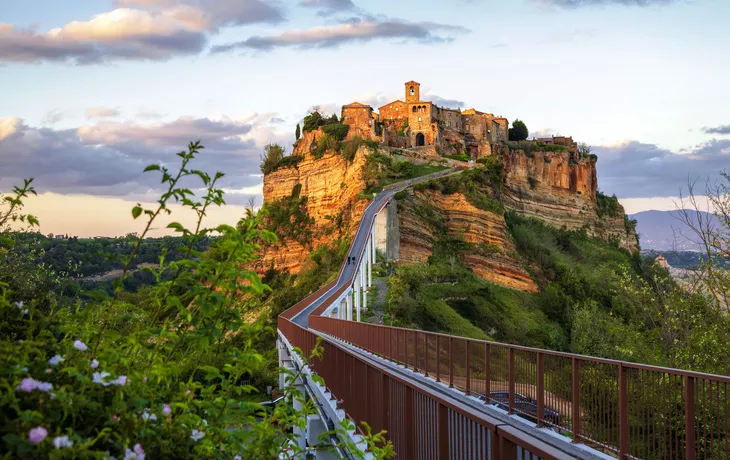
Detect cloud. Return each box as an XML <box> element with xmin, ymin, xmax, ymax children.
<box><xmin>0</xmin><ymin>115</ymin><xmax>292</xmax><ymax>205</ymax></box>
<box><xmin>0</xmin><ymin>0</ymin><xmax>284</xmax><ymax>64</ymax></box>
<box><xmin>703</xmin><ymin>125</ymin><xmax>730</xmax><ymax>135</ymax></box>
<box><xmin>135</xmin><ymin>110</ymin><xmax>167</xmax><ymax>119</ymax></box>
<box><xmin>595</xmin><ymin>139</ymin><xmax>730</xmax><ymax>198</ymax></box>
<box><xmin>87</xmin><ymin>107</ymin><xmax>121</xmax><ymax>119</ymax></box>
<box><xmin>426</xmin><ymin>94</ymin><xmax>465</xmax><ymax>109</ymax></box>
<box><xmin>211</xmin><ymin>17</ymin><xmax>469</xmax><ymax>53</ymax></box>
<box><xmin>42</xmin><ymin>110</ymin><xmax>64</xmax><ymax>125</ymax></box>
<box><xmin>535</xmin><ymin>0</ymin><xmax>676</xmax><ymax>6</ymax></box>
<box><xmin>300</xmin><ymin>0</ymin><xmax>356</xmax><ymax>16</ymax></box>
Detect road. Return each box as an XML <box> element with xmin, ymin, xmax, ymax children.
<box><xmin>291</xmin><ymin>168</ymin><xmax>459</xmax><ymax>328</ymax></box>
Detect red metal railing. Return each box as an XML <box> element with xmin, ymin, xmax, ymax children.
<box><xmin>279</xmin><ymin>317</ymin><xmax>573</xmax><ymax>459</ymax></box>
<box><xmin>309</xmin><ymin>316</ymin><xmax>730</xmax><ymax>459</ymax></box>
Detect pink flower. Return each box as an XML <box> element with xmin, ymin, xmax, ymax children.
<box><xmin>185</xmin><ymin>390</ymin><xmax>191</xmax><ymax>395</ymax></box>
<box><xmin>73</xmin><ymin>340</ymin><xmax>88</xmax><ymax>351</ymax></box>
<box><xmin>143</xmin><ymin>376</ymin><xmax>147</xmax><ymax>382</ymax></box>
<box><xmin>112</xmin><ymin>415</ymin><xmax>119</xmax><ymax>420</ymax></box>
<box><xmin>49</xmin><ymin>355</ymin><xmax>64</xmax><ymax>366</ymax></box>
<box><xmin>16</xmin><ymin>378</ymin><xmax>53</xmax><ymax>393</ymax></box>
<box><xmin>116</xmin><ymin>376</ymin><xmax>127</xmax><ymax>386</ymax></box>
<box><xmin>123</xmin><ymin>443</ymin><xmax>145</xmax><ymax>460</ymax></box>
<box><xmin>90</xmin><ymin>359</ymin><xmax>99</xmax><ymax>369</ymax></box>
<box><xmin>162</xmin><ymin>404</ymin><xmax>171</xmax><ymax>416</ymax></box>
<box><xmin>28</xmin><ymin>426</ymin><xmax>47</xmax><ymax>444</ymax></box>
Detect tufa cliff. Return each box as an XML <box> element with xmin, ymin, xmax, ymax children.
<box><xmin>260</xmin><ymin>119</ymin><xmax>637</xmax><ymax>292</ymax></box>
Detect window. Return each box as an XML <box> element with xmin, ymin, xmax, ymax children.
<box><xmin>410</xmin><ymin>86</ymin><xmax>415</xmax><ymax>96</ymax></box>
<box><xmin>418</xmin><ymin>116</ymin><xmax>422</xmax><ymax>121</ymax></box>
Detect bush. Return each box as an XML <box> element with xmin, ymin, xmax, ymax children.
<box><xmin>312</xmin><ymin>133</ymin><xmax>340</xmax><ymax>158</ymax></box>
<box><xmin>322</xmin><ymin>123</ymin><xmax>350</xmax><ymax>141</ymax></box>
<box><xmin>0</xmin><ymin>143</ymin><xmax>394</xmax><ymax>459</ymax></box>
<box><xmin>596</xmin><ymin>190</ymin><xmax>621</xmax><ymax>218</ymax></box>
<box><xmin>443</xmin><ymin>153</ymin><xmax>470</xmax><ymax>162</ymax></box>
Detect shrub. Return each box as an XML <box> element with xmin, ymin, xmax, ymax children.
<box><xmin>528</xmin><ymin>177</ymin><xmax>537</xmax><ymax>189</ymax></box>
<box><xmin>443</xmin><ymin>153</ymin><xmax>470</xmax><ymax>162</ymax></box>
<box><xmin>312</xmin><ymin>133</ymin><xmax>340</xmax><ymax>158</ymax></box>
<box><xmin>0</xmin><ymin>143</ymin><xmax>394</xmax><ymax>459</ymax></box>
<box><xmin>321</xmin><ymin>123</ymin><xmax>350</xmax><ymax>141</ymax></box>
<box><xmin>596</xmin><ymin>190</ymin><xmax>622</xmax><ymax>218</ymax></box>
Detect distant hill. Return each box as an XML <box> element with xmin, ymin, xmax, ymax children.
<box><xmin>630</xmin><ymin>210</ymin><xmax>720</xmax><ymax>251</ymax></box>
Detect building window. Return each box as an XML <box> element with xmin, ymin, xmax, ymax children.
<box><xmin>418</xmin><ymin>117</ymin><xmax>422</xmax><ymax>121</ymax></box>
<box><xmin>410</xmin><ymin>86</ymin><xmax>415</xmax><ymax>96</ymax></box>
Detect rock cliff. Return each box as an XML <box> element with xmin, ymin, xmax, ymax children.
<box><xmin>498</xmin><ymin>147</ymin><xmax>638</xmax><ymax>251</ymax></box>
<box><xmin>259</xmin><ymin>129</ymin><xmax>369</xmax><ymax>274</ymax></box>
<box><xmin>397</xmin><ymin>190</ymin><xmax>538</xmax><ymax>292</ymax></box>
<box><xmin>260</xmin><ymin>137</ymin><xmax>638</xmax><ymax>287</ymax></box>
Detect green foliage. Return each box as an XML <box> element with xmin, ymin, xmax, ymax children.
<box><xmin>396</xmin><ymin>119</ymin><xmax>408</xmax><ymax>137</ymax></box>
<box><xmin>596</xmin><ymin>190</ymin><xmax>622</xmax><ymax>218</ymax></box>
<box><xmin>312</xmin><ymin>133</ymin><xmax>340</xmax><ymax>159</ymax></box>
<box><xmin>528</xmin><ymin>176</ymin><xmax>537</xmax><ymax>189</ymax></box>
<box><xmin>414</xmin><ymin>161</ymin><xmax>505</xmax><ymax>214</ymax></box>
<box><xmin>295</xmin><ymin>123</ymin><xmax>301</xmax><ymax>140</ymax></box>
<box><xmin>302</xmin><ymin>110</ymin><xmax>338</xmax><ymax>133</ymax></box>
<box><xmin>339</xmin><ymin>136</ymin><xmax>379</xmax><ymax>162</ymax></box>
<box><xmin>361</xmin><ymin>154</ymin><xmax>447</xmax><ymax>197</ymax></box>
<box><xmin>443</xmin><ymin>153</ymin><xmax>470</xmax><ymax>162</ymax></box>
<box><xmin>0</xmin><ymin>143</ymin><xmax>393</xmax><ymax>458</ymax></box>
<box><xmin>260</xmin><ymin>185</ymin><xmax>314</xmax><ymax>246</ymax></box>
<box><xmin>508</xmin><ymin>119</ymin><xmax>529</xmax><ymax>141</ymax></box>
<box><xmin>321</xmin><ymin>123</ymin><xmax>350</xmax><ymax>141</ymax></box>
<box><xmin>260</xmin><ymin>144</ymin><xmax>302</xmax><ymax>175</ymax></box>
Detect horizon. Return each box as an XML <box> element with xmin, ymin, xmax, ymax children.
<box><xmin>2</xmin><ymin>0</ymin><xmax>729</xmax><ymax>236</ymax></box>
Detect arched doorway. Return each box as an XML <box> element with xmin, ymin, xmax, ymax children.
<box><xmin>415</xmin><ymin>132</ymin><xmax>425</xmax><ymax>146</ymax></box>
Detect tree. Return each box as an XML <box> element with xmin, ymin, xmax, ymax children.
<box><xmin>260</xmin><ymin>143</ymin><xmax>286</xmax><ymax>175</ymax></box>
<box><xmin>508</xmin><ymin>119</ymin><xmax>529</xmax><ymax>141</ymax></box>
<box><xmin>295</xmin><ymin>123</ymin><xmax>301</xmax><ymax>140</ymax></box>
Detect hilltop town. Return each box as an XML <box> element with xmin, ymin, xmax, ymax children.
<box><xmin>340</xmin><ymin>80</ymin><xmax>578</xmax><ymax>158</ymax></box>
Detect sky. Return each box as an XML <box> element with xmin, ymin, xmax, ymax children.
<box><xmin>1</xmin><ymin>0</ymin><xmax>729</xmax><ymax>237</ymax></box>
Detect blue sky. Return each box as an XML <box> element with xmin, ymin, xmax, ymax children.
<box><xmin>1</xmin><ymin>0</ymin><xmax>729</xmax><ymax>236</ymax></box>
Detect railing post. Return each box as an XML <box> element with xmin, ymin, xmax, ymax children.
<box><xmin>423</xmin><ymin>332</ymin><xmax>428</xmax><ymax>377</ymax></box>
<box><xmin>685</xmin><ymin>375</ymin><xmax>695</xmax><ymax>460</ymax></box>
<box><xmin>436</xmin><ymin>335</ymin><xmax>441</xmax><ymax>382</ymax></box>
<box><xmin>508</xmin><ymin>347</ymin><xmax>515</xmax><ymax>414</ymax></box>
<box><xmin>484</xmin><ymin>343</ymin><xmax>490</xmax><ymax>405</ymax></box>
<box><xmin>405</xmin><ymin>386</ymin><xmax>415</xmax><ymax>458</ymax></box>
<box><xmin>536</xmin><ymin>352</ymin><xmax>544</xmax><ymax>427</ymax></box>
<box><xmin>449</xmin><ymin>337</ymin><xmax>454</xmax><ymax>388</ymax></box>
<box><xmin>619</xmin><ymin>363</ymin><xmax>628</xmax><ymax>459</ymax></box>
<box><xmin>382</xmin><ymin>372</ymin><xmax>389</xmax><ymax>436</ymax></box>
<box><xmin>466</xmin><ymin>340</ymin><xmax>471</xmax><ymax>396</ymax></box>
<box><xmin>438</xmin><ymin>403</ymin><xmax>448</xmax><ymax>459</ymax></box>
<box><xmin>572</xmin><ymin>357</ymin><xmax>581</xmax><ymax>443</ymax></box>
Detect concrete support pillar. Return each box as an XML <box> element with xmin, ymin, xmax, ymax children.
<box><xmin>346</xmin><ymin>289</ymin><xmax>352</xmax><ymax>321</ymax></box>
<box><xmin>367</xmin><ymin>234</ymin><xmax>373</xmax><ymax>288</ymax></box>
<box><xmin>355</xmin><ymin>276</ymin><xmax>360</xmax><ymax>322</ymax></box>
<box><xmin>307</xmin><ymin>415</ymin><xmax>339</xmax><ymax>459</ymax></box>
<box><xmin>372</xmin><ymin>219</ymin><xmax>378</xmax><ymax>263</ymax></box>
<box><xmin>292</xmin><ymin>382</ymin><xmax>307</xmax><ymax>451</ymax></box>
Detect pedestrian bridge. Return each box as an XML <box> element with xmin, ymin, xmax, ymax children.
<box><xmin>277</xmin><ymin>170</ymin><xmax>729</xmax><ymax>459</ymax></box>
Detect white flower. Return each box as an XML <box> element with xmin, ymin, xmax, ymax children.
<box><xmin>202</xmin><ymin>419</ymin><xmax>207</xmax><ymax>427</ymax></box>
<box><xmin>142</xmin><ymin>409</ymin><xmax>157</xmax><ymax>422</ymax></box>
<box><xmin>90</xmin><ymin>359</ymin><xmax>99</xmax><ymax>369</ymax></box>
<box><xmin>93</xmin><ymin>372</ymin><xmax>112</xmax><ymax>386</ymax></box>
<box><xmin>22</xmin><ymin>309</ymin><xmax>29</xmax><ymax>315</ymax></box>
<box><xmin>50</xmin><ymin>393</ymin><xmax>57</xmax><ymax>399</ymax></box>
<box><xmin>190</xmin><ymin>429</ymin><xmax>204</xmax><ymax>442</ymax></box>
<box><xmin>115</xmin><ymin>375</ymin><xmax>127</xmax><ymax>386</ymax></box>
<box><xmin>73</xmin><ymin>340</ymin><xmax>88</xmax><ymax>351</ymax></box>
<box><xmin>53</xmin><ymin>435</ymin><xmax>74</xmax><ymax>448</ymax></box>
<box><xmin>123</xmin><ymin>443</ymin><xmax>145</xmax><ymax>460</ymax></box>
<box><xmin>15</xmin><ymin>301</ymin><xmax>24</xmax><ymax>308</ymax></box>
<box><xmin>234</xmin><ymin>456</ymin><xmax>242</xmax><ymax>460</ymax></box>
<box><xmin>49</xmin><ymin>355</ymin><xmax>64</xmax><ymax>366</ymax></box>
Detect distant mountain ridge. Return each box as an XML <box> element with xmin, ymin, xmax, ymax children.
<box><xmin>630</xmin><ymin>209</ymin><xmax>720</xmax><ymax>251</ymax></box>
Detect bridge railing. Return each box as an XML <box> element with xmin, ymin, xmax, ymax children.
<box><xmin>309</xmin><ymin>316</ymin><xmax>730</xmax><ymax>460</ymax></box>
<box><xmin>279</xmin><ymin>317</ymin><xmax>572</xmax><ymax>459</ymax></box>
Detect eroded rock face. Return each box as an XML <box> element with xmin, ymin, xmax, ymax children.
<box><xmin>398</xmin><ymin>190</ymin><xmax>538</xmax><ymax>292</ymax></box>
<box><xmin>259</xmin><ymin>129</ymin><xmax>369</xmax><ymax>274</ymax></box>
<box><xmin>499</xmin><ymin>148</ymin><xmax>638</xmax><ymax>251</ymax></box>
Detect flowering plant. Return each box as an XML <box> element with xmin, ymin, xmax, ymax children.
<box><xmin>1</xmin><ymin>142</ymin><xmax>392</xmax><ymax>458</ymax></box>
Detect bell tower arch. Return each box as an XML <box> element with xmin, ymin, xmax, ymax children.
<box><xmin>405</xmin><ymin>81</ymin><xmax>420</xmax><ymax>103</ymax></box>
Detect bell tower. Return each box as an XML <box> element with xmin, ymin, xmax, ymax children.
<box><xmin>405</xmin><ymin>81</ymin><xmax>420</xmax><ymax>103</ymax></box>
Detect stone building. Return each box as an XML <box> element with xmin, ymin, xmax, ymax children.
<box><xmin>340</xmin><ymin>80</ymin><xmax>511</xmax><ymax>158</ymax></box>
